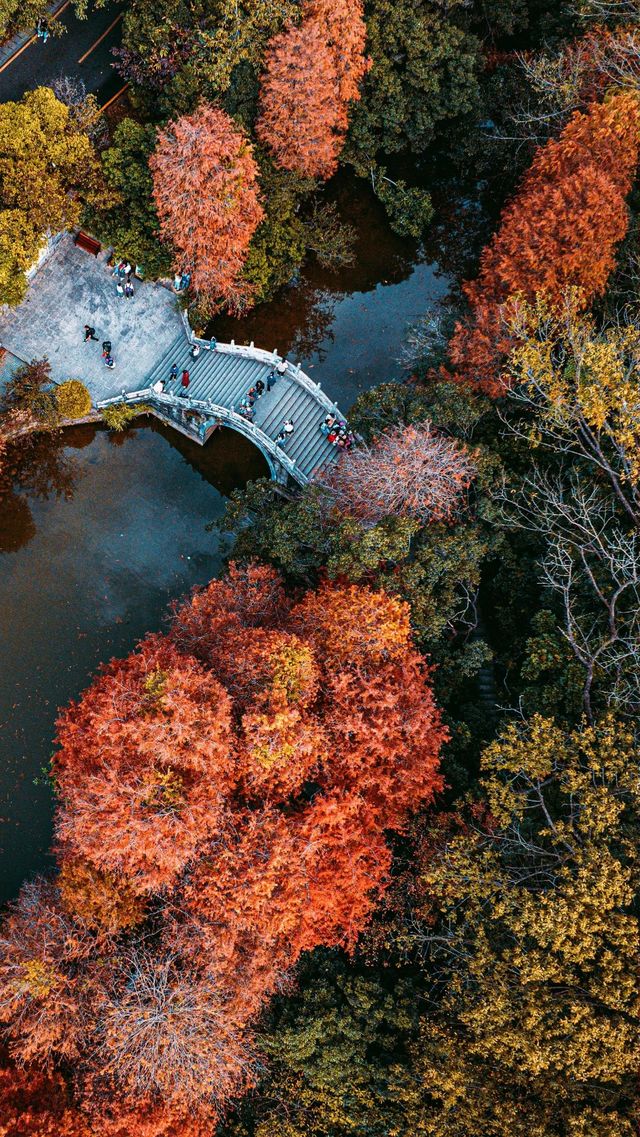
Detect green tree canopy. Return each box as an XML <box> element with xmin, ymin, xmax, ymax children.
<box><xmin>346</xmin><ymin>0</ymin><xmax>481</xmax><ymax>166</ymax></box>
<box><xmin>86</xmin><ymin>117</ymin><xmax>172</xmax><ymax>279</ymax></box>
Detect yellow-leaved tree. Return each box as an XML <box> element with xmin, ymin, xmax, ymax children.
<box><xmin>0</xmin><ymin>87</ymin><xmax>107</xmax><ymax>306</ymax></box>
<box><xmin>412</xmin><ymin>714</ymin><xmax>638</xmax><ymax>1137</ymax></box>
<box><xmin>506</xmin><ymin>290</ymin><xmax>640</xmax><ymax>497</ymax></box>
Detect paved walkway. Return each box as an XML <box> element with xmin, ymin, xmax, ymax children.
<box><xmin>1</xmin><ymin>231</ymin><xmax>349</xmax><ymax>485</ymax></box>
<box><xmin>0</xmin><ymin>234</ymin><xmax>184</xmax><ymax>402</ymax></box>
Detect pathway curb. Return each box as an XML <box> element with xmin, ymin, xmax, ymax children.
<box><xmin>0</xmin><ymin>0</ymin><xmax>70</xmax><ymax>73</ymax></box>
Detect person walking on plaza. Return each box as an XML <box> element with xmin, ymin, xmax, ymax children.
<box><xmin>102</xmin><ymin>340</ymin><xmax>112</xmax><ymax>358</ymax></box>
<box><xmin>83</xmin><ymin>325</ymin><xmax>98</xmax><ymax>342</ymax></box>
<box><xmin>179</xmin><ymin>369</ymin><xmax>190</xmax><ymax>396</ymax></box>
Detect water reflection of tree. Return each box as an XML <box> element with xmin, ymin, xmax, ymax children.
<box><xmin>211</xmin><ymin>172</ymin><xmax>421</xmax><ymax>358</ymax></box>
<box><xmin>0</xmin><ymin>433</ymin><xmax>81</xmax><ymax>554</ymax></box>
<box><xmin>288</xmin><ymin>289</ymin><xmax>340</xmax><ymax>360</ymax></box>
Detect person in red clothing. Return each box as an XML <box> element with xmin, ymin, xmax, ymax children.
<box><xmin>179</xmin><ymin>370</ymin><xmax>190</xmax><ymax>397</ymax></box>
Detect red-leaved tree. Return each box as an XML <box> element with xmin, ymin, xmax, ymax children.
<box><xmin>54</xmin><ymin>645</ymin><xmax>236</xmax><ymax>894</ymax></box>
<box><xmin>256</xmin><ymin>0</ymin><xmax>368</xmax><ymax>178</ymax></box>
<box><xmin>319</xmin><ymin>422</ymin><xmax>475</xmax><ymax>525</ymax></box>
<box><xmin>0</xmin><ymin>878</ymin><xmax>95</xmax><ymax>1065</ymax></box>
<box><xmin>449</xmin><ymin>91</ymin><xmax>640</xmax><ymax>395</ymax></box>
<box><xmin>150</xmin><ymin>104</ymin><xmax>263</xmax><ymax>312</ymax></box>
<box><xmin>0</xmin><ymin>565</ymin><xmax>445</xmax><ymax>1127</ymax></box>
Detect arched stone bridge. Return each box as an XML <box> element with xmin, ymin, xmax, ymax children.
<box><xmin>98</xmin><ymin>330</ymin><xmax>348</xmax><ymax>486</ymax></box>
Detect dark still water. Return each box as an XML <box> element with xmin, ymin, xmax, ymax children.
<box><xmin>0</xmin><ymin>424</ymin><xmax>267</xmax><ymax>902</ymax></box>
<box><xmin>213</xmin><ymin>173</ymin><xmax>450</xmax><ymax>408</ymax></box>
<box><xmin>0</xmin><ymin>178</ymin><xmax>449</xmax><ymax>902</ymax></box>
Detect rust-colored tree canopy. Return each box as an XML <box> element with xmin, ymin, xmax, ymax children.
<box><xmin>448</xmin><ymin>91</ymin><xmax>640</xmax><ymax>395</ymax></box>
<box><xmin>0</xmin><ymin>564</ymin><xmax>445</xmax><ymax>1130</ymax></box>
<box><xmin>150</xmin><ymin>104</ymin><xmax>263</xmax><ymax>312</ymax></box>
<box><xmin>256</xmin><ymin>0</ymin><xmax>368</xmax><ymax>178</ymax></box>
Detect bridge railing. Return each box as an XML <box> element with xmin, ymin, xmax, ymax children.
<box><xmin>97</xmin><ymin>388</ymin><xmax>305</xmax><ymax>484</ymax></box>
<box><xmin>181</xmin><ymin>312</ymin><xmax>343</xmax><ymax>421</ymax></box>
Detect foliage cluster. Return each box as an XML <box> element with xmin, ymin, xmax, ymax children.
<box><xmin>0</xmin><ymin>566</ymin><xmax>446</xmax><ymax>1130</ymax></box>
<box><xmin>100</xmin><ymin>402</ymin><xmax>151</xmax><ymax>431</ymax></box>
<box><xmin>448</xmin><ymin>91</ymin><xmax>640</xmax><ymax>394</ymax></box>
<box><xmin>55</xmin><ymin>380</ymin><xmax>92</xmax><ymax>420</ymax></box>
<box><xmin>0</xmin><ymin>88</ymin><xmax>109</xmax><ymax>306</ymax></box>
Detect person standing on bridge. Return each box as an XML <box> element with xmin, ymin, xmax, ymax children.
<box><xmin>179</xmin><ymin>370</ymin><xmax>190</xmax><ymax>396</ymax></box>
<box><xmin>169</xmin><ymin>363</ymin><xmax>179</xmax><ymax>385</ymax></box>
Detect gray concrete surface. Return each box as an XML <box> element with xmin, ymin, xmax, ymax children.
<box><xmin>0</xmin><ymin>233</ymin><xmax>185</xmax><ymax>402</ymax></box>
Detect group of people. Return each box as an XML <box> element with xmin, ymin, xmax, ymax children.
<box><xmin>236</xmin><ymin>357</ymin><xmax>288</xmax><ymax>420</ymax></box>
<box><xmin>153</xmin><ymin>344</ymin><xmax>206</xmax><ymax>399</ymax></box>
<box><xmin>113</xmin><ymin>260</ymin><xmax>135</xmax><ymax>299</ymax></box>
<box><xmin>35</xmin><ymin>17</ymin><xmax>50</xmax><ymax>41</ymax></box>
<box><xmin>268</xmin><ymin>358</ymin><xmax>289</xmax><ymax>388</ymax></box>
<box><xmin>238</xmin><ymin>379</ymin><xmax>266</xmax><ymax>420</ymax></box>
<box><xmin>166</xmin><ymin>363</ymin><xmax>191</xmax><ymax>395</ymax></box>
<box><xmin>83</xmin><ymin>326</ymin><xmax>116</xmax><ymax>369</ymax></box>
<box><xmin>276</xmin><ymin>419</ymin><xmax>295</xmax><ymax>444</ymax></box>
<box><xmin>173</xmin><ymin>271</ymin><xmax>191</xmax><ymax>293</ymax></box>
<box><xmin>320</xmin><ymin>414</ymin><xmax>354</xmax><ymax>448</ymax></box>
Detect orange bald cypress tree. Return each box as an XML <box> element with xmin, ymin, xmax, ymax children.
<box><xmin>150</xmin><ymin>104</ymin><xmax>263</xmax><ymax>312</ymax></box>
<box><xmin>54</xmin><ymin>643</ymin><xmax>237</xmax><ymax>894</ymax></box>
<box><xmin>0</xmin><ymin>567</ymin><xmax>445</xmax><ymax>1125</ymax></box>
<box><xmin>305</xmin><ymin>0</ymin><xmax>369</xmax><ymax>107</ymax></box>
<box><xmin>256</xmin><ymin>0</ymin><xmax>368</xmax><ymax>178</ymax></box>
<box><xmin>449</xmin><ymin>91</ymin><xmax>640</xmax><ymax>395</ymax></box>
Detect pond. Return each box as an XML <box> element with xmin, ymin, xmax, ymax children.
<box><xmin>0</xmin><ymin>178</ymin><xmax>449</xmax><ymax>903</ymax></box>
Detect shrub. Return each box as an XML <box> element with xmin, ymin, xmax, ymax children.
<box><xmin>55</xmin><ymin>380</ymin><xmax>92</xmax><ymax>420</ymax></box>
<box><xmin>100</xmin><ymin>402</ymin><xmax>150</xmax><ymax>431</ymax></box>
